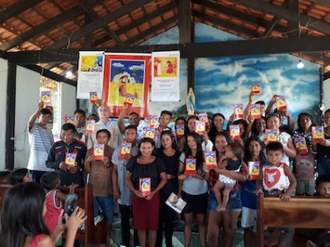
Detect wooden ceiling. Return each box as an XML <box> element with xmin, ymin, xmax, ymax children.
<box><xmin>0</xmin><ymin>0</ymin><xmax>330</xmax><ymax>83</ymax></box>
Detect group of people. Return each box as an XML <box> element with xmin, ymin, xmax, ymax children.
<box><xmin>1</xmin><ymin>90</ymin><xmax>330</xmax><ymax>247</ymax></box>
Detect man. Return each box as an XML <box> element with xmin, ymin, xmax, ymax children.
<box><xmin>27</xmin><ymin>102</ymin><xmax>54</xmax><ymax>183</ymax></box>
<box><xmin>155</xmin><ymin>110</ymin><xmax>173</xmax><ymax>148</ymax></box>
<box><xmin>117</xmin><ymin>104</ymin><xmax>144</xmax><ymax>140</ymax></box>
<box><xmin>46</xmin><ymin>123</ymin><xmax>87</xmax><ymax>187</ymax></box>
<box><xmin>73</xmin><ymin>109</ymin><xmax>86</xmax><ymax>140</ymax></box>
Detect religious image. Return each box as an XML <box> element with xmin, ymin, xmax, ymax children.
<box><xmin>153</xmin><ymin>56</ymin><xmax>178</xmax><ymax>77</ymax></box>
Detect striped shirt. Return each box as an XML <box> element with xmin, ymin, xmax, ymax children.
<box><xmin>27</xmin><ymin>123</ymin><xmax>54</xmax><ymax>171</ymax></box>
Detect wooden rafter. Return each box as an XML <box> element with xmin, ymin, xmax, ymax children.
<box><xmin>0</xmin><ymin>0</ymin><xmax>43</xmax><ymax>23</ymax></box>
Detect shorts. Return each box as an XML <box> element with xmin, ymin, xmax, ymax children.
<box><xmin>93</xmin><ymin>196</ymin><xmax>114</xmax><ymax>225</ymax></box>
<box><xmin>182</xmin><ymin>191</ymin><xmax>208</xmax><ymax>214</ymax></box>
<box><xmin>241</xmin><ymin>207</ymin><xmax>257</xmax><ymax>228</ymax></box>
<box><xmin>208</xmin><ymin>190</ymin><xmax>242</xmax><ymax>212</ymax></box>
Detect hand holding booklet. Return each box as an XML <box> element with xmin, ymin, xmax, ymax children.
<box><xmin>165</xmin><ymin>192</ymin><xmax>187</xmax><ymax>214</ymax></box>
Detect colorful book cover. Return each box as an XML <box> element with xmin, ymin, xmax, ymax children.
<box><xmin>176</xmin><ymin>124</ymin><xmax>185</xmax><ymax>138</ymax></box>
<box><xmin>229</xmin><ymin>125</ymin><xmax>240</xmax><ymax>140</ymax></box>
<box><xmin>124</xmin><ymin>94</ymin><xmax>135</xmax><ymax>106</ymax></box>
<box><xmin>93</xmin><ymin>144</ymin><xmax>104</xmax><ymax>160</ymax></box>
<box><xmin>41</xmin><ymin>91</ymin><xmax>51</xmax><ymax>105</ymax></box>
<box><xmin>251</xmin><ymin>82</ymin><xmax>261</xmax><ymax>94</ymax></box>
<box><xmin>165</xmin><ymin>192</ymin><xmax>187</xmax><ymax>214</ymax></box>
<box><xmin>276</xmin><ymin>95</ymin><xmax>287</xmax><ymax>111</ymax></box>
<box><xmin>293</xmin><ymin>137</ymin><xmax>308</xmax><ymax>155</ymax></box>
<box><xmin>144</xmin><ymin>127</ymin><xmax>155</xmax><ymax>140</ymax></box>
<box><xmin>120</xmin><ymin>142</ymin><xmax>132</xmax><ymax>159</ymax></box>
<box><xmin>204</xmin><ymin>151</ymin><xmax>217</xmax><ymax>170</ymax></box>
<box><xmin>65</xmin><ymin>116</ymin><xmax>74</xmax><ymax>124</ymax></box>
<box><xmin>85</xmin><ymin>120</ymin><xmax>95</xmax><ymax>134</ymax></box>
<box><xmin>312</xmin><ymin>126</ymin><xmax>324</xmax><ymax>142</ymax></box>
<box><xmin>195</xmin><ymin>121</ymin><xmax>205</xmax><ymax>135</ymax></box>
<box><xmin>89</xmin><ymin>91</ymin><xmax>98</xmax><ymax>104</ymax></box>
<box><xmin>149</xmin><ymin>115</ymin><xmax>158</xmax><ymax>127</ymax></box>
<box><xmin>65</xmin><ymin>153</ymin><xmax>76</xmax><ymax>168</ymax></box>
<box><xmin>198</xmin><ymin>112</ymin><xmax>209</xmax><ymax>126</ymax></box>
<box><xmin>234</xmin><ymin>104</ymin><xmax>244</xmax><ymax>119</ymax></box>
<box><xmin>139</xmin><ymin>178</ymin><xmax>151</xmax><ymax>196</ymax></box>
<box><xmin>185</xmin><ymin>158</ymin><xmax>196</xmax><ymax>175</ymax></box>
<box><xmin>250</xmin><ymin>104</ymin><xmax>261</xmax><ymax>119</ymax></box>
<box><xmin>248</xmin><ymin>161</ymin><xmax>260</xmax><ymax>180</ymax></box>
<box><xmin>266</xmin><ymin>129</ymin><xmax>278</xmax><ymax>142</ymax></box>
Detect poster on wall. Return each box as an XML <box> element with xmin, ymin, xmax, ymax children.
<box><xmin>77</xmin><ymin>51</ymin><xmax>104</xmax><ymax>99</ymax></box>
<box><xmin>102</xmin><ymin>53</ymin><xmax>151</xmax><ymax>118</ymax></box>
<box><xmin>151</xmin><ymin>51</ymin><xmax>180</xmax><ymax>102</ymax></box>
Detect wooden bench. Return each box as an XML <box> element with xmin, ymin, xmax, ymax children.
<box><xmin>257</xmin><ymin>194</ymin><xmax>330</xmax><ymax>247</ymax></box>
<box><xmin>60</xmin><ymin>184</ymin><xmax>109</xmax><ymax>247</ymax></box>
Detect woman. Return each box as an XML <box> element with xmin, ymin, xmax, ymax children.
<box><xmin>178</xmin><ymin>132</ymin><xmax>209</xmax><ymax>247</ymax></box>
<box><xmin>156</xmin><ymin>130</ymin><xmax>181</xmax><ymax>247</ymax></box>
<box><xmin>208</xmin><ymin>113</ymin><xmax>226</xmax><ymax>144</ymax></box>
<box><xmin>313</xmin><ymin>109</ymin><xmax>330</xmax><ymax>176</ymax></box>
<box><xmin>292</xmin><ymin>112</ymin><xmax>316</xmax><ymax>195</ymax></box>
<box><xmin>125</xmin><ymin>138</ymin><xmax>167</xmax><ymax>247</ymax></box>
<box><xmin>205</xmin><ymin>131</ymin><xmax>248</xmax><ymax>247</ymax></box>
<box><xmin>174</xmin><ymin>117</ymin><xmax>188</xmax><ymax>144</ymax></box>
<box><xmin>241</xmin><ymin>137</ymin><xmax>267</xmax><ymax>247</ymax></box>
<box><xmin>245</xmin><ymin>116</ymin><xmax>266</xmax><ymax>142</ymax></box>
<box><xmin>0</xmin><ymin>182</ymin><xmax>86</xmax><ymax>247</ymax></box>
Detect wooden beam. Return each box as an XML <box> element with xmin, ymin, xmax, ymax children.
<box><xmin>179</xmin><ymin>0</ymin><xmax>192</xmax><ymax>44</ymax></box>
<box><xmin>0</xmin><ymin>6</ymin><xmax>83</xmax><ymax>51</ymax></box>
<box><xmin>48</xmin><ymin>0</ymin><xmax>154</xmax><ymax>49</ymax></box>
<box><xmin>5</xmin><ymin>35</ymin><xmax>330</xmax><ymax>64</ymax></box>
<box><xmin>234</xmin><ymin>0</ymin><xmax>330</xmax><ymax>35</ymax></box>
<box><xmin>287</xmin><ymin>0</ymin><xmax>299</xmax><ymax>38</ymax></box>
<box><xmin>310</xmin><ymin>0</ymin><xmax>330</xmax><ymax>7</ymax></box>
<box><xmin>262</xmin><ymin>17</ymin><xmax>280</xmax><ymax>37</ymax></box>
<box><xmin>0</xmin><ymin>0</ymin><xmax>43</xmax><ymax>24</ymax></box>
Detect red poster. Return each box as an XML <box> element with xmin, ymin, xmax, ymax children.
<box><xmin>102</xmin><ymin>53</ymin><xmax>151</xmax><ymax>117</ymax></box>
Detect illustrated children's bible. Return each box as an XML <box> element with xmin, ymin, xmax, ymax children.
<box><xmin>139</xmin><ymin>178</ymin><xmax>151</xmax><ymax>196</ymax></box>
<box><xmin>276</xmin><ymin>95</ymin><xmax>287</xmax><ymax>111</ymax></box>
<box><xmin>149</xmin><ymin>115</ymin><xmax>158</xmax><ymax>128</ymax></box>
<box><xmin>234</xmin><ymin>104</ymin><xmax>244</xmax><ymax>119</ymax></box>
<box><xmin>248</xmin><ymin>161</ymin><xmax>260</xmax><ymax>180</ymax></box>
<box><xmin>65</xmin><ymin>153</ymin><xmax>77</xmax><ymax>168</ymax></box>
<box><xmin>124</xmin><ymin>94</ymin><xmax>135</xmax><ymax>106</ymax></box>
<box><xmin>41</xmin><ymin>91</ymin><xmax>51</xmax><ymax>105</ymax></box>
<box><xmin>65</xmin><ymin>116</ymin><xmax>74</xmax><ymax>124</ymax></box>
<box><xmin>89</xmin><ymin>91</ymin><xmax>98</xmax><ymax>104</ymax></box>
<box><xmin>144</xmin><ymin>127</ymin><xmax>155</xmax><ymax>140</ymax></box>
<box><xmin>251</xmin><ymin>82</ymin><xmax>261</xmax><ymax>94</ymax></box>
<box><xmin>198</xmin><ymin>112</ymin><xmax>209</xmax><ymax>126</ymax></box>
<box><xmin>293</xmin><ymin>137</ymin><xmax>308</xmax><ymax>155</ymax></box>
<box><xmin>250</xmin><ymin>104</ymin><xmax>261</xmax><ymax>119</ymax></box>
<box><xmin>312</xmin><ymin>126</ymin><xmax>324</xmax><ymax>143</ymax></box>
<box><xmin>93</xmin><ymin>144</ymin><xmax>105</xmax><ymax>160</ymax></box>
<box><xmin>120</xmin><ymin>142</ymin><xmax>132</xmax><ymax>159</ymax></box>
<box><xmin>85</xmin><ymin>120</ymin><xmax>95</xmax><ymax>134</ymax></box>
<box><xmin>266</xmin><ymin>129</ymin><xmax>278</xmax><ymax>143</ymax></box>
<box><xmin>229</xmin><ymin>125</ymin><xmax>240</xmax><ymax>140</ymax></box>
<box><xmin>204</xmin><ymin>151</ymin><xmax>217</xmax><ymax>170</ymax></box>
<box><xmin>165</xmin><ymin>192</ymin><xmax>187</xmax><ymax>214</ymax></box>
<box><xmin>185</xmin><ymin>158</ymin><xmax>196</xmax><ymax>175</ymax></box>
<box><xmin>196</xmin><ymin>121</ymin><xmax>205</xmax><ymax>135</ymax></box>
<box><xmin>176</xmin><ymin>124</ymin><xmax>185</xmax><ymax>138</ymax></box>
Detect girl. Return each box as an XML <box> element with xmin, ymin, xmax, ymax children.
<box><xmin>178</xmin><ymin>132</ymin><xmax>209</xmax><ymax>247</ymax></box>
<box><xmin>174</xmin><ymin>117</ymin><xmax>187</xmax><ymax>144</ymax></box>
<box><xmin>125</xmin><ymin>138</ymin><xmax>167</xmax><ymax>247</ymax></box>
<box><xmin>10</xmin><ymin>167</ymin><xmax>30</xmax><ymax>185</ymax></box>
<box><xmin>208</xmin><ymin>113</ymin><xmax>226</xmax><ymax>144</ymax></box>
<box><xmin>245</xmin><ymin>116</ymin><xmax>266</xmax><ymax>142</ymax></box>
<box><xmin>156</xmin><ymin>130</ymin><xmax>181</xmax><ymax>247</ymax></box>
<box><xmin>213</xmin><ymin>142</ymin><xmax>244</xmax><ymax>211</ymax></box>
<box><xmin>0</xmin><ymin>182</ymin><xmax>86</xmax><ymax>247</ymax></box>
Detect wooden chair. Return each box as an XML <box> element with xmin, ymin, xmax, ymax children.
<box><xmin>257</xmin><ymin>194</ymin><xmax>330</xmax><ymax>247</ymax></box>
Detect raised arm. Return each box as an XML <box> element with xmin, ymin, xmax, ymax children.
<box><xmin>28</xmin><ymin>102</ymin><xmax>44</xmax><ymax>131</ymax></box>
<box><xmin>243</xmin><ymin>91</ymin><xmax>255</xmax><ymax>116</ymax></box>
<box><xmin>118</xmin><ymin>104</ymin><xmax>129</xmax><ymax>134</ymax></box>
<box><xmin>265</xmin><ymin>94</ymin><xmax>278</xmax><ymax>115</ymax></box>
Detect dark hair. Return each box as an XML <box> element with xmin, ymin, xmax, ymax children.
<box><xmin>315</xmin><ymin>175</ymin><xmax>330</xmax><ymax>187</ymax></box>
<box><xmin>160</xmin><ymin>110</ymin><xmax>172</xmax><ymax>118</ymax></box>
<box><xmin>125</xmin><ymin>125</ymin><xmax>138</xmax><ymax>132</ymax></box>
<box><xmin>0</xmin><ymin>182</ymin><xmax>50</xmax><ymax>247</ymax></box>
<box><xmin>10</xmin><ymin>168</ymin><xmax>28</xmax><ymax>185</ymax></box>
<box><xmin>232</xmin><ymin>118</ymin><xmax>248</xmax><ymax>136</ymax></box>
<box><xmin>174</xmin><ymin>117</ymin><xmax>188</xmax><ymax>136</ymax></box>
<box><xmin>186</xmin><ymin>115</ymin><xmax>199</xmax><ymax>133</ymax></box>
<box><xmin>255</xmin><ymin>101</ymin><xmax>265</xmax><ymax>106</ymax></box>
<box><xmin>213</xmin><ymin>131</ymin><xmax>233</xmax><ymax>156</ymax></box>
<box><xmin>160</xmin><ymin>130</ymin><xmax>178</xmax><ymax>150</ymax></box>
<box><xmin>96</xmin><ymin>129</ymin><xmax>111</xmax><ymax>138</ymax></box>
<box><xmin>87</xmin><ymin>113</ymin><xmax>99</xmax><ymax>121</ymax></box>
<box><xmin>74</xmin><ymin>109</ymin><xmax>86</xmax><ymax>117</ymax></box>
<box><xmin>208</xmin><ymin>113</ymin><xmax>226</xmax><ymax>143</ymax></box>
<box><xmin>0</xmin><ymin>170</ymin><xmax>11</xmax><ymax>185</ymax></box>
<box><xmin>251</xmin><ymin>116</ymin><xmax>266</xmax><ymax>135</ymax></box>
<box><xmin>296</xmin><ymin>112</ymin><xmax>316</xmax><ymax>133</ymax></box>
<box><xmin>266</xmin><ymin>112</ymin><xmax>281</xmax><ymax>122</ymax></box>
<box><xmin>61</xmin><ymin>123</ymin><xmax>77</xmax><ymax>133</ymax></box>
<box><xmin>129</xmin><ymin>111</ymin><xmax>139</xmax><ymax>117</ymax></box>
<box><xmin>185</xmin><ymin>132</ymin><xmax>204</xmax><ymax>169</ymax></box>
<box><xmin>226</xmin><ymin>142</ymin><xmax>244</xmax><ymax>159</ymax></box>
<box><xmin>244</xmin><ymin>136</ymin><xmax>266</xmax><ymax>162</ymax></box>
<box><xmin>137</xmin><ymin>138</ymin><xmax>156</xmax><ymax>156</ymax></box>
<box><xmin>40</xmin><ymin>108</ymin><xmax>52</xmax><ymax>116</ymax></box>
<box><xmin>324</xmin><ymin>109</ymin><xmax>330</xmax><ymax>115</ymax></box>
<box><xmin>40</xmin><ymin>172</ymin><xmax>60</xmax><ymax>191</ymax></box>
<box><xmin>266</xmin><ymin>142</ymin><xmax>284</xmax><ymax>153</ymax></box>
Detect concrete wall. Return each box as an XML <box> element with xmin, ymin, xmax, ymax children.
<box><xmin>0</xmin><ymin>58</ymin><xmax>8</xmax><ymax>169</ymax></box>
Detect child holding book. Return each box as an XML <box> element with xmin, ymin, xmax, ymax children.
<box><xmin>112</xmin><ymin>125</ymin><xmax>140</xmax><ymax>247</ymax></box>
<box><xmin>213</xmin><ymin>142</ymin><xmax>244</xmax><ymax>211</ymax></box>
<box><xmin>84</xmin><ymin>129</ymin><xmax>115</xmax><ymax>238</ymax></box>
<box><xmin>256</xmin><ymin>142</ymin><xmax>296</xmax><ymax>247</ymax></box>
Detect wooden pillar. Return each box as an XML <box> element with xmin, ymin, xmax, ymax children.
<box><xmin>5</xmin><ymin>61</ymin><xmax>16</xmax><ymax>170</ymax></box>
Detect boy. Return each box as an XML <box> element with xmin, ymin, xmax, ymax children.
<box><xmin>315</xmin><ymin>175</ymin><xmax>330</xmax><ymax>197</ymax></box>
<box><xmin>112</xmin><ymin>125</ymin><xmax>139</xmax><ymax>247</ymax></box>
<box><xmin>155</xmin><ymin>110</ymin><xmax>173</xmax><ymax>148</ymax></box>
<box><xmin>46</xmin><ymin>123</ymin><xmax>86</xmax><ymax>187</ymax></box>
<box><xmin>84</xmin><ymin>129</ymin><xmax>115</xmax><ymax>238</ymax></box>
<box><xmin>256</xmin><ymin>142</ymin><xmax>297</xmax><ymax>246</ymax></box>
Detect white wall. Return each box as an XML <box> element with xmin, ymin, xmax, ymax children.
<box><xmin>0</xmin><ymin>58</ymin><xmax>8</xmax><ymax>169</ymax></box>
<box><xmin>324</xmin><ymin>78</ymin><xmax>330</xmax><ymax>111</ymax></box>
<box><xmin>60</xmin><ymin>82</ymin><xmax>77</xmax><ymax>126</ymax></box>
<box><xmin>14</xmin><ymin>66</ymin><xmax>40</xmax><ymax>168</ymax></box>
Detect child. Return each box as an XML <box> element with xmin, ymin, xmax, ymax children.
<box><xmin>40</xmin><ymin>172</ymin><xmax>77</xmax><ymax>236</ymax></box>
<box><xmin>10</xmin><ymin>168</ymin><xmax>30</xmax><ymax>185</ymax></box>
<box><xmin>315</xmin><ymin>175</ymin><xmax>330</xmax><ymax>197</ymax></box>
<box><xmin>112</xmin><ymin>125</ymin><xmax>139</xmax><ymax>247</ymax></box>
<box><xmin>256</xmin><ymin>142</ymin><xmax>296</xmax><ymax>247</ymax></box>
<box><xmin>84</xmin><ymin>129</ymin><xmax>115</xmax><ymax>238</ymax></box>
<box><xmin>214</xmin><ymin>142</ymin><xmax>244</xmax><ymax>211</ymax></box>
